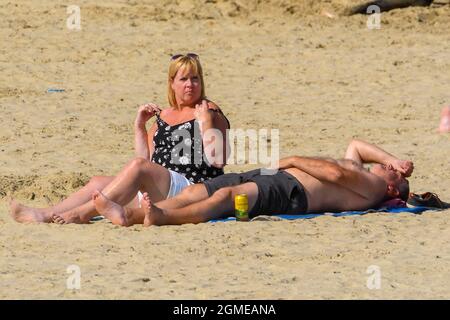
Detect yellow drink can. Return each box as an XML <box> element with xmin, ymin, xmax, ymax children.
<box><xmin>235</xmin><ymin>194</ymin><xmax>249</xmax><ymax>221</ymax></box>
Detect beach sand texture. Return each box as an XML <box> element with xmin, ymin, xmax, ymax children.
<box><xmin>1</xmin><ymin>0</ymin><xmax>449</xmax><ymax>299</ymax></box>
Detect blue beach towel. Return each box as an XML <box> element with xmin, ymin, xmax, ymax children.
<box><xmin>209</xmin><ymin>206</ymin><xmax>439</xmax><ymax>222</ymax></box>
<box><xmin>90</xmin><ymin>206</ymin><xmax>440</xmax><ymax>223</ymax></box>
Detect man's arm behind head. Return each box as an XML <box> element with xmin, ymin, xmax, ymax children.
<box><xmin>344</xmin><ymin>139</ymin><xmax>414</xmax><ymax>177</ymax></box>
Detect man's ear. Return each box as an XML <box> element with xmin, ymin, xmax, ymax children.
<box><xmin>387</xmin><ymin>184</ymin><xmax>400</xmax><ymax>198</ymax></box>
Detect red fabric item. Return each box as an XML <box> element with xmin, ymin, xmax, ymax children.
<box><xmin>379</xmin><ymin>198</ymin><xmax>407</xmax><ymax>209</ymax></box>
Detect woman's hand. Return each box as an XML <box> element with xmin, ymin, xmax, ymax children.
<box><xmin>389</xmin><ymin>159</ymin><xmax>414</xmax><ymax>177</ymax></box>
<box><xmin>135</xmin><ymin>103</ymin><xmax>161</xmax><ymax>127</ymax></box>
<box><xmin>194</xmin><ymin>100</ymin><xmax>214</xmax><ymax>125</ymax></box>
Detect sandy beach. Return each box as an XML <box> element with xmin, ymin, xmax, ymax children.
<box><xmin>1</xmin><ymin>0</ymin><xmax>450</xmax><ymax>299</ymax></box>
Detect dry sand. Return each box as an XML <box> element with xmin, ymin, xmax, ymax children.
<box><xmin>1</xmin><ymin>0</ymin><xmax>449</xmax><ymax>299</ymax></box>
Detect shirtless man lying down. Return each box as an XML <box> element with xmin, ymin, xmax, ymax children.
<box><xmin>86</xmin><ymin>139</ymin><xmax>413</xmax><ymax>226</ymax></box>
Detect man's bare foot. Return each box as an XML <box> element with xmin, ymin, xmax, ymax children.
<box><xmin>92</xmin><ymin>190</ymin><xmax>128</xmax><ymax>226</ymax></box>
<box><xmin>142</xmin><ymin>192</ymin><xmax>165</xmax><ymax>227</ymax></box>
<box><xmin>52</xmin><ymin>215</ymin><xmax>67</xmax><ymax>225</ymax></box>
<box><xmin>438</xmin><ymin>106</ymin><xmax>450</xmax><ymax>133</ymax></box>
<box><xmin>9</xmin><ymin>198</ymin><xmax>52</xmax><ymax>223</ymax></box>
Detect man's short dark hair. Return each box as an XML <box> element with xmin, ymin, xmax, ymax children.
<box><xmin>398</xmin><ymin>179</ymin><xmax>410</xmax><ymax>202</ymax></box>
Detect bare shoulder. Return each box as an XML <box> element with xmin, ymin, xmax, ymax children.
<box><xmin>159</xmin><ymin>107</ymin><xmax>172</xmax><ymax>117</ymax></box>
<box><xmin>159</xmin><ymin>107</ymin><xmax>175</xmax><ymax>122</ymax></box>
<box><xmin>347</xmin><ymin>162</ymin><xmax>382</xmax><ymax>183</ymax></box>
<box><xmin>206</xmin><ymin>100</ymin><xmax>230</xmax><ymax>128</ymax></box>
<box><xmin>205</xmin><ymin>100</ymin><xmax>222</xmax><ymax>112</ymax></box>
<box><xmin>339</xmin><ymin>161</ymin><xmax>386</xmax><ymax>201</ymax></box>
<box><xmin>365</xmin><ymin>170</ymin><xmax>388</xmax><ymax>196</ymax></box>
<box><xmin>336</xmin><ymin>159</ymin><xmax>364</xmax><ymax>170</ymax></box>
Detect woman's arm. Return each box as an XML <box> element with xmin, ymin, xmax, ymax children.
<box><xmin>209</xmin><ymin>101</ymin><xmax>230</xmax><ymax>168</ymax></box>
<box><xmin>195</xmin><ymin>100</ymin><xmax>229</xmax><ymax>169</ymax></box>
<box><xmin>134</xmin><ymin>103</ymin><xmax>161</xmax><ymax>160</ymax></box>
<box><xmin>134</xmin><ymin>123</ymin><xmax>150</xmax><ymax>159</ymax></box>
<box><xmin>146</xmin><ymin>122</ymin><xmax>158</xmax><ymax>160</ymax></box>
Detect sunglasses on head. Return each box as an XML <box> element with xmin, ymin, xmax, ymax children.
<box><xmin>171</xmin><ymin>53</ymin><xmax>199</xmax><ymax>61</ymax></box>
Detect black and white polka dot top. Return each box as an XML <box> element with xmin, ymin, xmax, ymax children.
<box><xmin>151</xmin><ymin>114</ymin><xmax>225</xmax><ymax>184</ymax></box>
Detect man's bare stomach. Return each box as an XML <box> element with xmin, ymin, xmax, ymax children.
<box><xmin>283</xmin><ymin>168</ymin><xmax>378</xmax><ymax>213</ymax></box>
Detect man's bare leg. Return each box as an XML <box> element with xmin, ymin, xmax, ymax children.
<box><xmin>144</xmin><ymin>183</ymin><xmax>259</xmax><ymax>226</ymax></box>
<box><xmin>89</xmin><ymin>183</ymin><xmax>211</xmax><ymax>226</ymax></box>
<box><xmin>52</xmin><ymin>158</ymin><xmax>170</xmax><ymax>224</ymax></box>
<box><xmin>157</xmin><ymin>183</ymin><xmax>210</xmax><ymax>209</ymax></box>
<box><xmin>9</xmin><ymin>176</ymin><xmax>114</xmax><ymax>223</ymax></box>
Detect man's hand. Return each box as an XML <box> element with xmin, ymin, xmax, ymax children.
<box><xmin>345</xmin><ymin>139</ymin><xmax>414</xmax><ymax>177</ymax></box>
<box><xmin>135</xmin><ymin>103</ymin><xmax>161</xmax><ymax>128</ymax></box>
<box><xmin>389</xmin><ymin>159</ymin><xmax>414</xmax><ymax>177</ymax></box>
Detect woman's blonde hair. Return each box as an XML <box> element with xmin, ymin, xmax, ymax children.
<box><xmin>168</xmin><ymin>55</ymin><xmax>206</xmax><ymax>109</ymax></box>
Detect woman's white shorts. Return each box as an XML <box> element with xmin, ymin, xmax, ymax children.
<box><xmin>137</xmin><ymin>169</ymin><xmax>193</xmax><ymax>206</ymax></box>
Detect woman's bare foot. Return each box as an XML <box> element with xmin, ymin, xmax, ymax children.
<box><xmin>52</xmin><ymin>215</ymin><xmax>67</xmax><ymax>225</ymax></box>
<box><xmin>92</xmin><ymin>190</ymin><xmax>129</xmax><ymax>226</ymax></box>
<box><xmin>9</xmin><ymin>198</ymin><xmax>52</xmax><ymax>223</ymax></box>
<box><xmin>142</xmin><ymin>192</ymin><xmax>165</xmax><ymax>227</ymax></box>
<box><xmin>438</xmin><ymin>106</ymin><xmax>450</xmax><ymax>133</ymax></box>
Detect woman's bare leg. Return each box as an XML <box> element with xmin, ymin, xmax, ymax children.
<box><xmin>10</xmin><ymin>176</ymin><xmax>114</xmax><ymax>223</ymax></box>
<box><xmin>90</xmin><ymin>190</ymin><xmax>131</xmax><ymax>226</ymax></box>
<box><xmin>54</xmin><ymin>158</ymin><xmax>171</xmax><ymax>224</ymax></box>
<box><xmin>144</xmin><ymin>183</ymin><xmax>259</xmax><ymax>226</ymax></box>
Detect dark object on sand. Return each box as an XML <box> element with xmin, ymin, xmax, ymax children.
<box><xmin>407</xmin><ymin>192</ymin><xmax>450</xmax><ymax>209</ymax></box>
<box><xmin>347</xmin><ymin>0</ymin><xmax>434</xmax><ymax>15</ymax></box>
<box><xmin>47</xmin><ymin>88</ymin><xmax>65</xmax><ymax>93</ymax></box>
